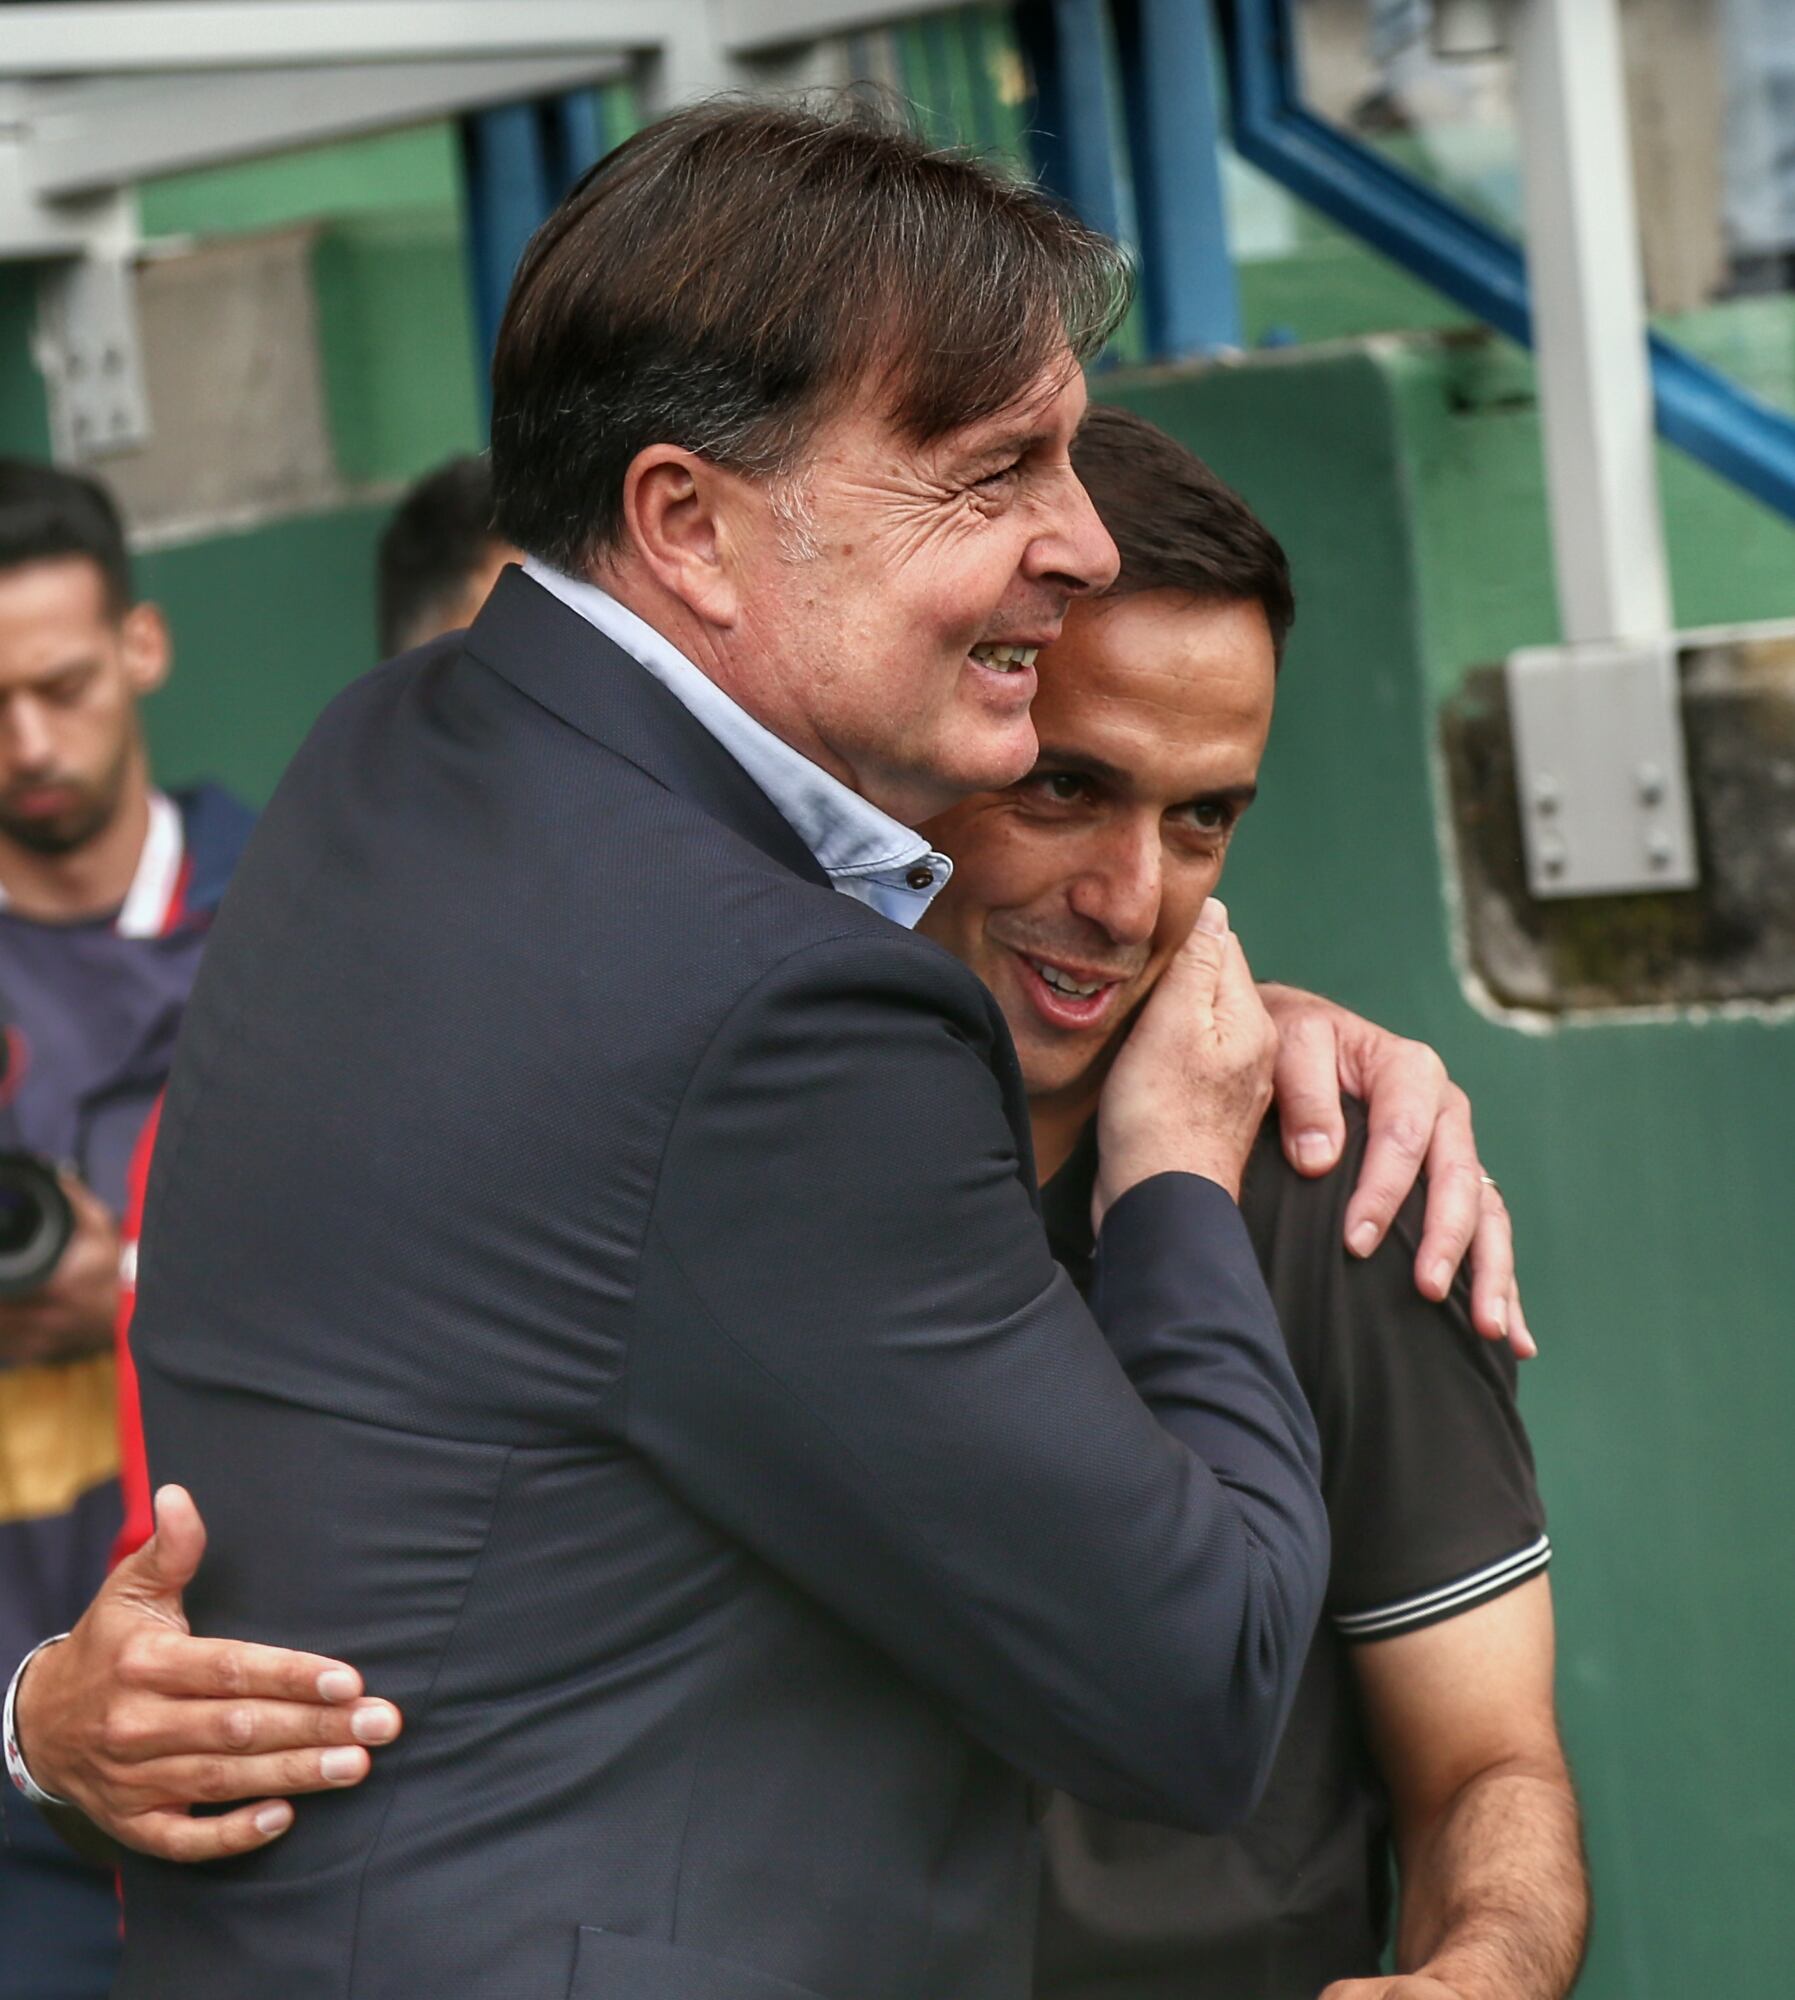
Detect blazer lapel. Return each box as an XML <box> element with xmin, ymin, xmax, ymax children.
<box><xmin>465</xmin><ymin>567</ymin><xmax>832</xmax><ymax>891</ymax></box>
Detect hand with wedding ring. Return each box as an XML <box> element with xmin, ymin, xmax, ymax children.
<box><xmin>1255</xmin><ymin>985</ymin><xmax>1532</xmax><ymax>1357</ymax></box>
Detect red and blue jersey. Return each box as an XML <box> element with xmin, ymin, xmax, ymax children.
<box><xmin>0</xmin><ymin>783</ymin><xmax>251</xmax><ymax>1999</ymax></box>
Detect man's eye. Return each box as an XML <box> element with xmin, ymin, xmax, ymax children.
<box><xmin>974</xmin><ymin>458</ymin><xmax>1023</xmax><ymax>490</ymax></box>
<box><xmin>1183</xmin><ymin>800</ymin><xmax>1236</xmax><ymax>836</ymax></box>
<box><xmin>1024</xmin><ymin>773</ymin><xmax>1091</xmax><ymax>807</ymax></box>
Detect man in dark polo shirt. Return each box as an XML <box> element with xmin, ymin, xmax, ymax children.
<box><xmin>920</xmin><ymin>405</ymin><xmax>1589</xmax><ymax>2000</ymax></box>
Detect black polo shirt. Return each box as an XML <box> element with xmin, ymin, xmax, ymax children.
<box><xmin>1034</xmin><ymin>1101</ymin><xmax>1549</xmax><ymax>2000</ymax></box>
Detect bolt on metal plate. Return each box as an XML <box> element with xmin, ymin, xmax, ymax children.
<box><xmin>1505</xmin><ymin>634</ymin><xmax>1699</xmax><ymax>898</ymax></box>
<box><xmin>35</xmin><ymin>251</ymin><xmax>150</xmax><ymax>464</ymax></box>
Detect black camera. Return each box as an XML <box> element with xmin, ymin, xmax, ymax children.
<box><xmin>0</xmin><ymin>1150</ymin><xmax>73</xmax><ymax>1296</ymax></box>
<box><xmin>0</xmin><ymin>1018</ymin><xmax>76</xmax><ymax>1297</ymax></box>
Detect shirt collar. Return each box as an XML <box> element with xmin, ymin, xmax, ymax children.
<box><xmin>523</xmin><ymin>560</ymin><xmax>952</xmax><ymax>928</ymax></box>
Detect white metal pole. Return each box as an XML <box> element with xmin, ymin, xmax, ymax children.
<box><xmin>1511</xmin><ymin>0</ymin><xmax>1673</xmax><ymax>644</ymax></box>
<box><xmin>0</xmin><ymin>3</ymin><xmax>665</xmax><ymax>73</ymax></box>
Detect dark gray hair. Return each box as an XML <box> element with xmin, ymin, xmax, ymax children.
<box><xmin>490</xmin><ymin>95</ymin><xmax>1132</xmax><ymax>571</ymax></box>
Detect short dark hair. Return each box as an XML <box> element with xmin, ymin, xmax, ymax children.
<box><xmin>491</xmin><ymin>96</ymin><xmax>1131</xmax><ymax>572</ymax></box>
<box><xmin>1071</xmin><ymin>404</ymin><xmax>1295</xmax><ymax>661</ymax></box>
<box><xmin>377</xmin><ymin>455</ymin><xmax>502</xmax><ymax>656</ymax></box>
<box><xmin>0</xmin><ymin>458</ymin><xmax>132</xmax><ymax>612</ymax></box>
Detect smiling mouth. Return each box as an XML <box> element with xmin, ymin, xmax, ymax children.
<box><xmin>1013</xmin><ymin>950</ymin><xmax>1129</xmax><ymax>1030</ymax></box>
<box><xmin>968</xmin><ymin>642</ymin><xmax>1040</xmax><ymax>674</ymax></box>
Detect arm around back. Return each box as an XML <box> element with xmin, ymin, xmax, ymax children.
<box><xmin>629</xmin><ymin>929</ymin><xmax>1327</xmax><ymax>1831</ymax></box>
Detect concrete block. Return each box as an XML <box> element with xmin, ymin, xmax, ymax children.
<box><xmin>1442</xmin><ymin>619</ymin><xmax>1795</xmax><ymax>1009</ymax></box>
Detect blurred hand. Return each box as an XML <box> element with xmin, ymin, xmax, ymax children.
<box><xmin>0</xmin><ymin>1170</ymin><xmax>119</xmax><ymax>1367</ymax></box>
<box><xmin>1097</xmin><ymin>900</ymin><xmax>1278</xmax><ymax>1219</ymax></box>
<box><xmin>1257</xmin><ymin>984</ymin><xmax>1532</xmax><ymax>1358</ymax></box>
<box><xmin>14</xmin><ymin>1485</ymin><xmax>402</xmax><ymax>1862</ymax></box>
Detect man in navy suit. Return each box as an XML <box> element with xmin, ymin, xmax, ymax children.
<box><xmin>11</xmin><ymin>102</ymin><xmax>1515</xmax><ymax>2000</ymax></box>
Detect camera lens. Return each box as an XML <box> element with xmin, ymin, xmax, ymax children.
<box><xmin>0</xmin><ymin>1153</ymin><xmax>74</xmax><ymax>1296</ymax></box>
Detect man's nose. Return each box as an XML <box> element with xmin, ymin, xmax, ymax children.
<box><xmin>1025</xmin><ymin>464</ymin><xmax>1120</xmax><ymax>599</ymax></box>
<box><xmin>2</xmin><ymin>698</ymin><xmax>54</xmax><ymax>771</ymax></box>
<box><xmin>1068</xmin><ymin>823</ymin><xmax>1161</xmax><ymax>947</ymax></box>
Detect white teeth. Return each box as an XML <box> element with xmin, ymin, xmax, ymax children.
<box><xmin>971</xmin><ymin>643</ymin><xmax>1039</xmax><ymax>672</ymax></box>
<box><xmin>1031</xmin><ymin>959</ymin><xmax>1106</xmax><ymax>999</ymax></box>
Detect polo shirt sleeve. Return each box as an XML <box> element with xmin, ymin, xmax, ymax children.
<box><xmin>1239</xmin><ymin>1101</ymin><xmax>1550</xmax><ymax>1645</ymax></box>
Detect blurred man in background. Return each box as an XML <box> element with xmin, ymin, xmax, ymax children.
<box><xmin>919</xmin><ymin>407</ymin><xmax>1583</xmax><ymax>2000</ymax></box>
<box><xmin>0</xmin><ymin>461</ymin><xmax>252</xmax><ymax>1998</ymax></box>
<box><xmin>375</xmin><ymin>453</ymin><xmax>518</xmax><ymax>660</ymax></box>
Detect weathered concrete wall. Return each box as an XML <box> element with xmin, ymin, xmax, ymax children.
<box><xmin>0</xmin><ymin>122</ymin><xmax>484</xmax><ymax>789</ymax></box>
<box><xmin>1443</xmin><ymin>630</ymin><xmax>1795</xmax><ymax>1010</ymax></box>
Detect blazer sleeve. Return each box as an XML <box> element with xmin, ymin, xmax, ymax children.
<box><xmin>629</xmin><ymin>932</ymin><xmax>1327</xmax><ymax>1832</ymax></box>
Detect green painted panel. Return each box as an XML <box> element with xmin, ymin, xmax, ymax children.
<box><xmin>137</xmin><ymin>504</ymin><xmax>388</xmax><ymax>805</ymax></box>
<box><xmin>1381</xmin><ymin>334</ymin><xmax>1795</xmax><ymax>701</ymax></box>
<box><xmin>1237</xmin><ymin>237</ymin><xmax>1476</xmax><ymax>347</ymax></box>
<box><xmin>311</xmin><ymin>213</ymin><xmax>484</xmax><ymax>487</ymax></box>
<box><xmin>599</xmin><ymin>77</ymin><xmax>643</xmax><ymax>147</ymax></box>
<box><xmin>0</xmin><ymin>267</ymin><xmax>50</xmax><ymax>458</ymax></box>
<box><xmin>1100</xmin><ymin>352</ymin><xmax>1795</xmax><ymax>1998</ymax></box>
<box><xmin>968</xmin><ymin>4</ymin><xmax>1030</xmax><ymax>166</ymax></box>
<box><xmin>140</xmin><ymin>124</ymin><xmax>463</xmax><ymax>240</ymax></box>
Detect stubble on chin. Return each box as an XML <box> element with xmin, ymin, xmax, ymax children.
<box><xmin>0</xmin><ymin>784</ymin><xmax>111</xmax><ymax>858</ymax></box>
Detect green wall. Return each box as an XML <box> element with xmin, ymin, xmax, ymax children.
<box><xmin>0</xmin><ymin>267</ymin><xmax>52</xmax><ymax>459</ymax></box>
<box><xmin>88</xmin><ymin>121</ymin><xmax>481</xmax><ymax>795</ymax></box>
<box><xmin>139</xmin><ymin>503</ymin><xmax>390</xmax><ymax>801</ymax></box>
<box><xmin>1102</xmin><ymin>349</ymin><xmax>1795</xmax><ymax>1999</ymax></box>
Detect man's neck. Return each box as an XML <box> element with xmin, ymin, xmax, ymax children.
<box><xmin>0</xmin><ymin>777</ymin><xmax>151</xmax><ymax>923</ymax></box>
<box><xmin>1030</xmin><ymin>1087</ymin><xmax>1098</xmax><ymax>1187</ymax></box>
<box><xmin>588</xmin><ymin>560</ymin><xmax>943</xmax><ymax>827</ymax></box>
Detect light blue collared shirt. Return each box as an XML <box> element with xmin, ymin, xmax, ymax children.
<box><xmin>525</xmin><ymin>561</ymin><xmax>952</xmax><ymax>930</ymax></box>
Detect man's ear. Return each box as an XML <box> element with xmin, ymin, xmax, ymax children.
<box><xmin>118</xmin><ymin>603</ymin><xmax>171</xmax><ymax>698</ymax></box>
<box><xmin>619</xmin><ymin>445</ymin><xmax>745</xmax><ymax>631</ymax></box>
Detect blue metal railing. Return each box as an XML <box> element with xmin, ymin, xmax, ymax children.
<box><xmin>1224</xmin><ymin>0</ymin><xmax>1795</xmax><ymax>523</ymax></box>
<box><xmin>1116</xmin><ymin>0</ymin><xmax>1240</xmax><ymax>355</ymax></box>
<box><xmin>460</xmin><ymin>91</ymin><xmax>611</xmax><ymax>408</ymax></box>
<box><xmin>455</xmin><ymin>7</ymin><xmax>1248</xmax><ymax>374</ymax></box>
<box><xmin>450</xmin><ymin>0</ymin><xmax>1795</xmax><ymax>525</ymax></box>
<box><xmin>1021</xmin><ymin>0</ymin><xmax>1240</xmax><ymax>357</ymax></box>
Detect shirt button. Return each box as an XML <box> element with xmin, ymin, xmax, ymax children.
<box><xmin>905</xmin><ymin>866</ymin><xmax>935</xmax><ymax>891</ymax></box>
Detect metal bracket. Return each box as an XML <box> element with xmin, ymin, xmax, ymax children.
<box><xmin>34</xmin><ymin>250</ymin><xmax>151</xmax><ymax>462</ymax></box>
<box><xmin>1506</xmin><ymin>637</ymin><xmax>1699</xmax><ymax>897</ymax></box>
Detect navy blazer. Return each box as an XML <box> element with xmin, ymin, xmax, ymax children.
<box><xmin>118</xmin><ymin>570</ymin><xmax>1326</xmax><ymax>2000</ymax></box>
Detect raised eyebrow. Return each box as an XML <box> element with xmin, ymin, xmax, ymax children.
<box><xmin>1024</xmin><ymin>748</ymin><xmax>1131</xmax><ymax>788</ymax></box>
<box><xmin>1178</xmin><ymin>783</ymin><xmax>1259</xmax><ymax>813</ymax></box>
